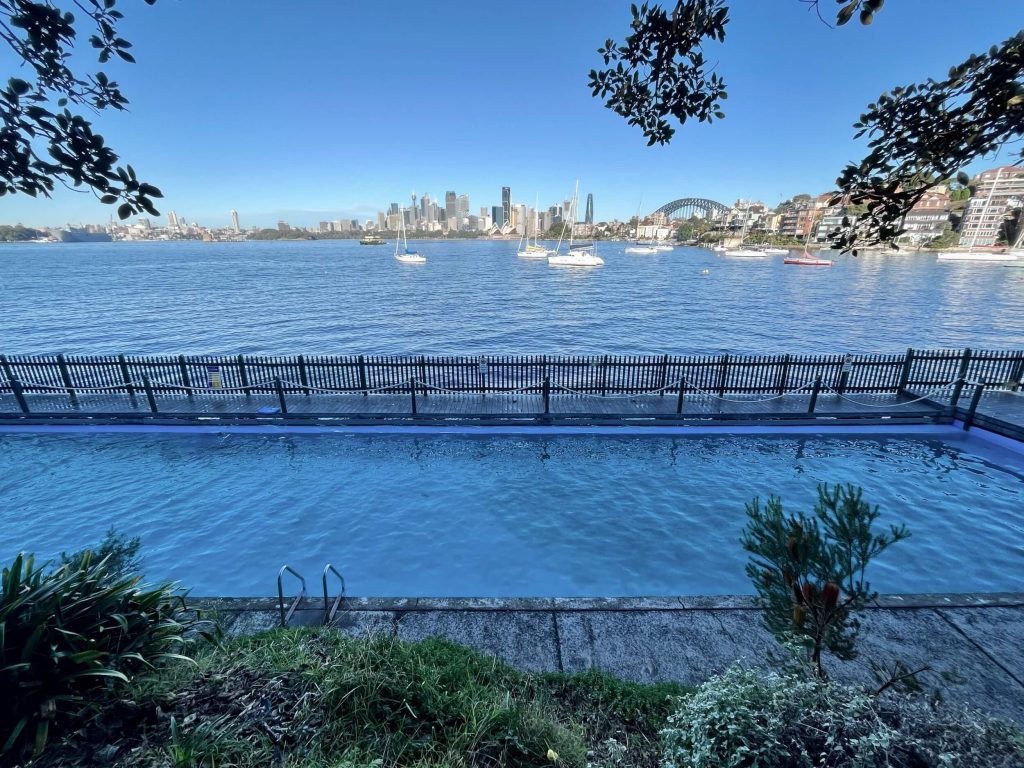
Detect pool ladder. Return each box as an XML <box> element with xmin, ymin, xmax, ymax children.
<box><xmin>277</xmin><ymin>564</ymin><xmax>346</xmax><ymax>627</ymax></box>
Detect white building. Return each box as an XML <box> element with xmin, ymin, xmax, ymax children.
<box><xmin>959</xmin><ymin>166</ymin><xmax>1024</xmax><ymax>246</ymax></box>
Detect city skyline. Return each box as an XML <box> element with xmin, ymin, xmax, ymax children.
<box><xmin>1</xmin><ymin>1</ymin><xmax>1019</xmax><ymax>227</ymax></box>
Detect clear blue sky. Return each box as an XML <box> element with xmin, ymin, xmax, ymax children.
<box><xmin>2</xmin><ymin>0</ymin><xmax>1020</xmax><ymax>228</ymax></box>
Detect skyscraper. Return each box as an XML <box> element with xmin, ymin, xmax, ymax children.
<box><xmin>445</xmin><ymin>191</ymin><xmax>457</xmax><ymax>228</ymax></box>
<box><xmin>491</xmin><ymin>206</ymin><xmax>502</xmax><ymax>228</ymax></box>
<box><xmin>501</xmin><ymin>187</ymin><xmax>511</xmax><ymax>226</ymax></box>
<box><xmin>167</xmin><ymin>211</ymin><xmax>179</xmax><ymax>231</ymax></box>
<box><xmin>230</xmin><ymin>209</ymin><xmax>240</xmax><ymax>233</ymax></box>
<box><xmin>584</xmin><ymin>194</ymin><xmax>593</xmax><ymax>225</ymax></box>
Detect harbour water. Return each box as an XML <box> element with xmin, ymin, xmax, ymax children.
<box><xmin>2</xmin><ymin>240</ymin><xmax>1022</xmax><ymax>355</ymax></box>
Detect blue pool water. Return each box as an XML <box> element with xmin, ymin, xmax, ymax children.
<box><xmin>1</xmin><ymin>427</ymin><xmax>1021</xmax><ymax>596</ymax></box>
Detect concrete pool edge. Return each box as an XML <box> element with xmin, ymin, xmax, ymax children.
<box><xmin>190</xmin><ymin>592</ymin><xmax>1024</xmax><ymax>725</ymax></box>
<box><xmin>191</xmin><ymin>592</ymin><xmax>1024</xmax><ymax>613</ymax></box>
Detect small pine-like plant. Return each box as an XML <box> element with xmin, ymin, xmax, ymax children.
<box><xmin>741</xmin><ymin>483</ymin><xmax>910</xmax><ymax>678</ymax></box>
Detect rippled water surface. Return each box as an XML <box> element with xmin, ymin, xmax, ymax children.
<box><xmin>1</xmin><ymin>429</ymin><xmax>1021</xmax><ymax>596</ymax></box>
<box><xmin>2</xmin><ymin>240</ymin><xmax>1023</xmax><ymax>354</ymax></box>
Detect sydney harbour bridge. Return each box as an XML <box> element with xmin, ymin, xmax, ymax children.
<box><xmin>650</xmin><ymin>197</ymin><xmax>729</xmax><ymax>221</ymax></box>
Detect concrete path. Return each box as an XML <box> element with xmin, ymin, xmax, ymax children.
<box><xmin>196</xmin><ymin>594</ymin><xmax>1024</xmax><ymax>724</ymax></box>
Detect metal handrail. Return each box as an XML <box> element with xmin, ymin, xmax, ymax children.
<box><xmin>277</xmin><ymin>565</ymin><xmax>307</xmax><ymax>627</ymax></box>
<box><xmin>322</xmin><ymin>564</ymin><xmax>345</xmax><ymax>625</ymax></box>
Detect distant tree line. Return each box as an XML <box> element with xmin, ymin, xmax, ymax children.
<box><xmin>0</xmin><ymin>224</ymin><xmax>45</xmax><ymax>241</ymax></box>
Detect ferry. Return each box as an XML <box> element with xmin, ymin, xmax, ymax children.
<box><xmin>359</xmin><ymin>235</ymin><xmax>386</xmax><ymax>245</ymax></box>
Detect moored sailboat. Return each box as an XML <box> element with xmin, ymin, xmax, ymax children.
<box><xmin>517</xmin><ymin>194</ymin><xmax>551</xmax><ymax>259</ymax></box>
<box><xmin>394</xmin><ymin>208</ymin><xmax>426</xmax><ymax>264</ymax></box>
<box><xmin>548</xmin><ymin>182</ymin><xmax>604</xmax><ymax>267</ymax></box>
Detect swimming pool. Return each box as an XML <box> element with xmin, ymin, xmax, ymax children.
<box><xmin>1</xmin><ymin>427</ymin><xmax>1021</xmax><ymax>596</ymax></box>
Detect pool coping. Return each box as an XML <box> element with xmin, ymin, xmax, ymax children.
<box><xmin>191</xmin><ymin>592</ymin><xmax>1024</xmax><ymax>613</ymax></box>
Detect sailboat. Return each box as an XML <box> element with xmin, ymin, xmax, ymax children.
<box><xmin>759</xmin><ymin>245</ymin><xmax>790</xmax><ymax>255</ymax></box>
<box><xmin>517</xmin><ymin>194</ymin><xmax>551</xmax><ymax>259</ymax></box>
<box><xmin>548</xmin><ymin>182</ymin><xmax>604</xmax><ymax>267</ymax></box>
<box><xmin>785</xmin><ymin>211</ymin><xmax>832</xmax><ymax>266</ymax></box>
<box><xmin>394</xmin><ymin>207</ymin><xmax>426</xmax><ymax>264</ymax></box>
<box><xmin>625</xmin><ymin>199</ymin><xmax>659</xmax><ymax>254</ymax></box>
<box><xmin>724</xmin><ymin>205</ymin><xmax>764</xmax><ymax>257</ymax></box>
<box><xmin>938</xmin><ymin>169</ymin><xmax>1019</xmax><ymax>262</ymax></box>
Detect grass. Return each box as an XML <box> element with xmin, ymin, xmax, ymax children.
<box><xmin>34</xmin><ymin>628</ymin><xmax>691</xmax><ymax>768</ymax></box>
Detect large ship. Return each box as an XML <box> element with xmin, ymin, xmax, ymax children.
<box><xmin>359</xmin><ymin>234</ymin><xmax>386</xmax><ymax>245</ymax></box>
<box><xmin>55</xmin><ymin>227</ymin><xmax>112</xmax><ymax>243</ymax></box>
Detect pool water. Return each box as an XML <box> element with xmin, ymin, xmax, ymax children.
<box><xmin>1</xmin><ymin>428</ymin><xmax>1021</xmax><ymax>596</ymax></box>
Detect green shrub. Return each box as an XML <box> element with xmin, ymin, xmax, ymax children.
<box><xmin>0</xmin><ymin>551</ymin><xmax>196</xmax><ymax>759</ymax></box>
<box><xmin>661</xmin><ymin>666</ymin><xmax>1024</xmax><ymax>768</ymax></box>
<box><xmin>741</xmin><ymin>484</ymin><xmax>909</xmax><ymax>677</ymax></box>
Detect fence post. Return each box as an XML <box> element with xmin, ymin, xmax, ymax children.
<box><xmin>955</xmin><ymin>347</ymin><xmax>972</xmax><ymax>389</ymax></box>
<box><xmin>963</xmin><ymin>382</ymin><xmax>985</xmax><ymax>431</ymax></box>
<box><xmin>675</xmin><ymin>379</ymin><xmax>685</xmax><ymax>415</ymax></box>
<box><xmin>717</xmin><ymin>353</ymin><xmax>730</xmax><ymax>398</ymax></box>
<box><xmin>659</xmin><ymin>354</ymin><xmax>669</xmax><ymax>395</ymax></box>
<box><xmin>896</xmin><ymin>347</ymin><xmax>914</xmax><ymax>394</ymax></box>
<box><xmin>178</xmin><ymin>355</ymin><xmax>193</xmax><ymax>398</ymax></box>
<box><xmin>142</xmin><ymin>375</ymin><xmax>158</xmax><ymax>413</ymax></box>
<box><xmin>56</xmin><ymin>353</ymin><xmax>78</xmax><ymax>407</ymax></box>
<box><xmin>543</xmin><ymin>376</ymin><xmax>550</xmax><ymax>415</ymax></box>
<box><xmin>808</xmin><ymin>376</ymin><xmax>822</xmax><ymax>413</ymax></box>
<box><xmin>298</xmin><ymin>354</ymin><xmax>310</xmax><ymax>396</ymax></box>
<box><xmin>274</xmin><ymin>377</ymin><xmax>288</xmax><ymax>414</ymax></box>
<box><xmin>600</xmin><ymin>355</ymin><xmax>608</xmax><ymax>397</ymax></box>
<box><xmin>418</xmin><ymin>355</ymin><xmax>428</xmax><ymax>398</ymax></box>
<box><xmin>776</xmin><ymin>354</ymin><xmax>790</xmax><ymax>394</ymax></box>
<box><xmin>237</xmin><ymin>354</ymin><xmax>250</xmax><ymax>398</ymax></box>
<box><xmin>118</xmin><ymin>353</ymin><xmax>138</xmax><ymax>407</ymax></box>
<box><xmin>410</xmin><ymin>378</ymin><xmax>417</xmax><ymax>415</ymax></box>
<box><xmin>837</xmin><ymin>354</ymin><xmax>852</xmax><ymax>395</ymax></box>
<box><xmin>358</xmin><ymin>355</ymin><xmax>368</xmax><ymax>396</ymax></box>
<box><xmin>949</xmin><ymin>377</ymin><xmax>966</xmax><ymax>413</ymax></box>
<box><xmin>10</xmin><ymin>378</ymin><xmax>30</xmax><ymax>413</ymax></box>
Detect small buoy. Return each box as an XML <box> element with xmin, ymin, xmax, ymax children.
<box><xmin>702</xmin><ymin>268</ymin><xmax>710</xmax><ymax>275</ymax></box>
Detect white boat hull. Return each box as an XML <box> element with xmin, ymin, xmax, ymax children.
<box><xmin>761</xmin><ymin>248</ymin><xmax>789</xmax><ymax>255</ymax></box>
<box><xmin>395</xmin><ymin>253</ymin><xmax>426</xmax><ymax>264</ymax></box>
<box><xmin>517</xmin><ymin>249</ymin><xmax>551</xmax><ymax>259</ymax></box>
<box><xmin>548</xmin><ymin>251</ymin><xmax>604</xmax><ymax>267</ymax></box>
<box><xmin>653</xmin><ymin>245</ymin><xmax>674</xmax><ymax>252</ymax></box>
<box><xmin>937</xmin><ymin>251</ymin><xmax>1018</xmax><ymax>262</ymax></box>
<box><xmin>723</xmin><ymin>249</ymin><xmax>766</xmax><ymax>258</ymax></box>
<box><xmin>625</xmin><ymin>246</ymin><xmax>660</xmax><ymax>254</ymax></box>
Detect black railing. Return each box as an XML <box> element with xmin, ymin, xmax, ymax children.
<box><xmin>0</xmin><ymin>348</ymin><xmax>1021</xmax><ymax>399</ymax></box>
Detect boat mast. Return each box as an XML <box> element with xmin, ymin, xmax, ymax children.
<box><xmin>968</xmin><ymin>167</ymin><xmax>1003</xmax><ymax>252</ymax></box>
<box><xmin>568</xmin><ymin>180</ymin><xmax>579</xmax><ymax>250</ymax></box>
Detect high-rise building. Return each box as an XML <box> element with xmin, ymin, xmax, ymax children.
<box><xmin>420</xmin><ymin>193</ymin><xmax>430</xmax><ymax>220</ymax></box>
<box><xmin>584</xmin><ymin>194</ymin><xmax>593</xmax><ymax>225</ymax></box>
<box><xmin>444</xmin><ymin>191</ymin><xmax>457</xmax><ymax>225</ymax></box>
<box><xmin>501</xmin><ymin>187</ymin><xmax>511</xmax><ymax>226</ymax></box>
<box><xmin>277</xmin><ymin>220</ymin><xmax>290</xmax><ymax>231</ymax></box>
<box><xmin>958</xmin><ymin>166</ymin><xmax>1024</xmax><ymax>246</ymax></box>
<box><xmin>456</xmin><ymin>194</ymin><xmax>470</xmax><ymax>229</ymax></box>
<box><xmin>167</xmin><ymin>211</ymin><xmax>179</xmax><ymax>231</ymax></box>
<box><xmin>491</xmin><ymin>206</ymin><xmax>502</xmax><ymax>228</ymax></box>
<box><xmin>230</xmin><ymin>209</ymin><xmax>240</xmax><ymax>233</ymax></box>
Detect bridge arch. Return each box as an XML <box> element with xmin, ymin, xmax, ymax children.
<box><xmin>652</xmin><ymin>197</ymin><xmax>729</xmax><ymax>220</ymax></box>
